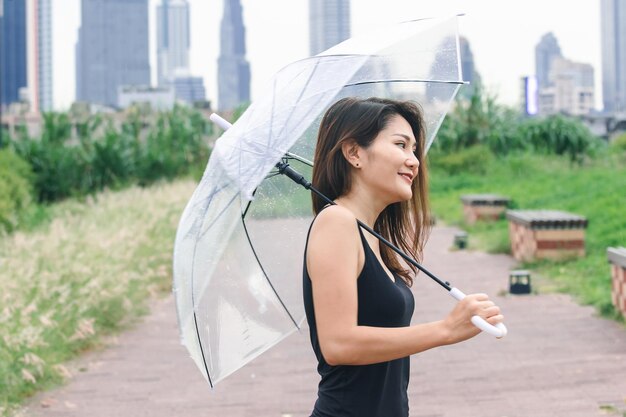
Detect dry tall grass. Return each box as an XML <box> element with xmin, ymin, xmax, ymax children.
<box><xmin>0</xmin><ymin>179</ymin><xmax>197</xmax><ymax>415</ymax></box>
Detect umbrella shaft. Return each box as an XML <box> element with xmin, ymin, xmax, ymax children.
<box><xmin>276</xmin><ymin>161</ymin><xmax>451</xmax><ymax>291</ymax></box>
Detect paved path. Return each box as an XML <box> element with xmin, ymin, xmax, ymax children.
<box><xmin>21</xmin><ymin>227</ymin><xmax>626</xmax><ymax>417</ymax></box>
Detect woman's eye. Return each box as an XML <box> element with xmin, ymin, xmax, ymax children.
<box><xmin>396</xmin><ymin>142</ymin><xmax>406</xmax><ymax>148</ymax></box>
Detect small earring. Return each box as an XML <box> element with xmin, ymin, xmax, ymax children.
<box><xmin>355</xmin><ymin>162</ymin><xmax>360</xmax><ymax>167</ymax></box>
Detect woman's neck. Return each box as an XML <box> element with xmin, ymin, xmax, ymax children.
<box><xmin>334</xmin><ymin>189</ymin><xmax>387</xmax><ymax>228</ymax></box>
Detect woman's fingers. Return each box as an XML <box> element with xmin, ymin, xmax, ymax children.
<box><xmin>465</xmin><ymin>295</ymin><xmax>502</xmax><ymax>321</ymax></box>
<box><xmin>486</xmin><ymin>314</ymin><xmax>505</xmax><ymax>325</ymax></box>
<box><xmin>444</xmin><ymin>292</ymin><xmax>505</xmax><ymax>343</ymax></box>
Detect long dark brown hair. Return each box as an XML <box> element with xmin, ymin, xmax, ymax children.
<box><xmin>311</xmin><ymin>97</ymin><xmax>431</xmax><ymax>286</ymax></box>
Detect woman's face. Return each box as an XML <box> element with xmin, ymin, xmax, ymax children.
<box><xmin>357</xmin><ymin>114</ymin><xmax>420</xmax><ymax>204</ymax></box>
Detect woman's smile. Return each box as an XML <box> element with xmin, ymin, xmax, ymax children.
<box><xmin>398</xmin><ymin>172</ymin><xmax>414</xmax><ymax>184</ymax></box>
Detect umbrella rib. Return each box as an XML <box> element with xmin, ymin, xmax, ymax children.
<box><xmin>285</xmin><ymin>152</ymin><xmax>314</xmax><ymax>167</ymax></box>
<box><xmin>189</xmin><ymin>189</ymin><xmax>240</xmax><ymax>387</ymax></box>
<box><xmin>241</xmin><ymin>216</ymin><xmax>301</xmax><ymax>330</ymax></box>
<box><xmin>191</xmin><ymin>309</ymin><xmax>214</xmax><ymax>388</ymax></box>
<box><xmin>345</xmin><ymin>78</ymin><xmax>467</xmax><ymax>87</ymax></box>
<box><xmin>197</xmin><ymin>188</ymin><xmax>239</xmax><ymax>240</ymax></box>
<box><xmin>273</xmin><ymin>60</ymin><xmax>322</xmax><ymax>148</ymax></box>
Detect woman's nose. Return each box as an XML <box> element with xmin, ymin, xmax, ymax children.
<box><xmin>407</xmin><ymin>153</ymin><xmax>419</xmax><ymax>171</ymax></box>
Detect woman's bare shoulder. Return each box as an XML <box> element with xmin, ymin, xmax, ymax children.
<box><xmin>310</xmin><ymin>205</ymin><xmax>358</xmax><ymax>236</ymax></box>
<box><xmin>307</xmin><ymin>205</ymin><xmax>362</xmax><ymax>279</ymax></box>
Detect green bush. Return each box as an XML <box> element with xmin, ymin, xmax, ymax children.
<box><xmin>517</xmin><ymin>115</ymin><xmax>600</xmax><ymax>162</ymax></box>
<box><xmin>11</xmin><ymin>131</ymin><xmax>89</xmax><ymax>202</ymax></box>
<box><xmin>434</xmin><ymin>85</ymin><xmax>602</xmax><ymax>162</ymax></box>
<box><xmin>0</xmin><ymin>150</ymin><xmax>34</xmax><ymax>233</ymax></box>
<box><xmin>428</xmin><ymin>144</ymin><xmax>495</xmax><ymax>175</ymax></box>
<box><xmin>88</xmin><ymin>124</ymin><xmax>136</xmax><ymax>191</ymax></box>
<box><xmin>434</xmin><ymin>84</ymin><xmax>524</xmax><ymax>155</ymax></box>
<box><xmin>135</xmin><ymin>107</ymin><xmax>210</xmax><ymax>185</ymax></box>
<box><xmin>8</xmin><ymin>106</ymin><xmax>211</xmax><ymax>203</ymax></box>
<box><xmin>610</xmin><ymin>132</ymin><xmax>626</xmax><ymax>151</ymax></box>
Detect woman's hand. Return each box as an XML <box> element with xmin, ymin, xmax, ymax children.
<box><xmin>442</xmin><ymin>293</ymin><xmax>504</xmax><ymax>344</ymax></box>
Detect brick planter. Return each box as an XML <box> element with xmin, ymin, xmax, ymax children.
<box><xmin>460</xmin><ymin>194</ymin><xmax>510</xmax><ymax>224</ymax></box>
<box><xmin>608</xmin><ymin>247</ymin><xmax>626</xmax><ymax>319</ymax></box>
<box><xmin>506</xmin><ymin>210</ymin><xmax>588</xmax><ymax>261</ymax></box>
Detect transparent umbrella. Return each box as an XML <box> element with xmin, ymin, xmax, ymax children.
<box><xmin>172</xmin><ymin>15</ymin><xmax>505</xmax><ymax>389</ymax></box>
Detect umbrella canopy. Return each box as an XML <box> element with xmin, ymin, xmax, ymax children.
<box><xmin>173</xmin><ymin>16</ymin><xmax>466</xmax><ymax>388</ymax></box>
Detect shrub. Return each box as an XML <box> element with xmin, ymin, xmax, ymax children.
<box><xmin>434</xmin><ymin>84</ymin><xmax>523</xmax><ymax>154</ymax></box>
<box><xmin>434</xmin><ymin>84</ymin><xmax>603</xmax><ymax>162</ymax></box>
<box><xmin>428</xmin><ymin>144</ymin><xmax>495</xmax><ymax>175</ymax></box>
<box><xmin>11</xmin><ymin>130</ymin><xmax>90</xmax><ymax>202</ymax></box>
<box><xmin>610</xmin><ymin>132</ymin><xmax>626</xmax><ymax>152</ymax></box>
<box><xmin>7</xmin><ymin>107</ymin><xmax>211</xmax><ymax>203</ymax></box>
<box><xmin>135</xmin><ymin>107</ymin><xmax>210</xmax><ymax>185</ymax></box>
<box><xmin>88</xmin><ymin>124</ymin><xmax>136</xmax><ymax>191</ymax></box>
<box><xmin>517</xmin><ymin>115</ymin><xmax>600</xmax><ymax>163</ymax></box>
<box><xmin>0</xmin><ymin>150</ymin><xmax>34</xmax><ymax>233</ymax></box>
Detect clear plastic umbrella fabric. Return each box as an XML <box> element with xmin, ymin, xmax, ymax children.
<box><xmin>173</xmin><ymin>16</ymin><xmax>465</xmax><ymax>388</ymax></box>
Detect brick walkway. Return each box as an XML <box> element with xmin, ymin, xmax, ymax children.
<box><xmin>21</xmin><ymin>226</ymin><xmax>626</xmax><ymax>417</ymax></box>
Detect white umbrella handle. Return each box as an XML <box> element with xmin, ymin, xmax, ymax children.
<box><xmin>449</xmin><ymin>288</ymin><xmax>507</xmax><ymax>338</ymax></box>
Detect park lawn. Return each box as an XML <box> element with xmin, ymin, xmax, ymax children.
<box><xmin>0</xmin><ymin>179</ymin><xmax>197</xmax><ymax>416</ymax></box>
<box><xmin>428</xmin><ymin>151</ymin><xmax>626</xmax><ymax>321</ymax></box>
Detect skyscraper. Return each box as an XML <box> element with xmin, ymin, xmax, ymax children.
<box><xmin>76</xmin><ymin>0</ymin><xmax>150</xmax><ymax>108</ymax></box>
<box><xmin>172</xmin><ymin>72</ymin><xmax>206</xmax><ymax>105</ymax></box>
<box><xmin>0</xmin><ymin>0</ymin><xmax>28</xmax><ymax>107</ymax></box>
<box><xmin>309</xmin><ymin>0</ymin><xmax>350</xmax><ymax>56</ymax></box>
<box><xmin>156</xmin><ymin>0</ymin><xmax>190</xmax><ymax>86</ymax></box>
<box><xmin>601</xmin><ymin>0</ymin><xmax>626</xmax><ymax>113</ymax></box>
<box><xmin>460</xmin><ymin>37</ymin><xmax>476</xmax><ymax>84</ymax></box>
<box><xmin>217</xmin><ymin>0</ymin><xmax>250</xmax><ymax>111</ymax></box>
<box><xmin>538</xmin><ymin>57</ymin><xmax>595</xmax><ymax>116</ymax></box>
<box><xmin>535</xmin><ymin>32</ymin><xmax>562</xmax><ymax>89</ymax></box>
<box><xmin>35</xmin><ymin>0</ymin><xmax>53</xmax><ymax>112</ymax></box>
<box><xmin>458</xmin><ymin>36</ymin><xmax>482</xmax><ymax>98</ymax></box>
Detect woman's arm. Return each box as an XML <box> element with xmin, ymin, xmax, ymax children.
<box><xmin>307</xmin><ymin>205</ymin><xmax>503</xmax><ymax>366</ymax></box>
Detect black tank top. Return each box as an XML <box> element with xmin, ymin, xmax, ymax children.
<box><xmin>303</xmin><ymin>219</ymin><xmax>415</xmax><ymax>417</ymax></box>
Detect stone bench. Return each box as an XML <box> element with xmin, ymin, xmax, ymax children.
<box><xmin>460</xmin><ymin>194</ymin><xmax>510</xmax><ymax>224</ymax></box>
<box><xmin>608</xmin><ymin>247</ymin><xmax>626</xmax><ymax>319</ymax></box>
<box><xmin>506</xmin><ymin>210</ymin><xmax>588</xmax><ymax>261</ymax></box>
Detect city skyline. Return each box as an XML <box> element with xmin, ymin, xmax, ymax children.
<box><xmin>47</xmin><ymin>0</ymin><xmax>604</xmax><ymax>111</ymax></box>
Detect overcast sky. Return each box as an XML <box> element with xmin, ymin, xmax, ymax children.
<box><xmin>52</xmin><ymin>0</ymin><xmax>603</xmax><ymax>110</ymax></box>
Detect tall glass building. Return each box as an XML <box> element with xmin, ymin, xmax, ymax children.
<box><xmin>535</xmin><ymin>32</ymin><xmax>562</xmax><ymax>89</ymax></box>
<box><xmin>601</xmin><ymin>0</ymin><xmax>626</xmax><ymax>113</ymax></box>
<box><xmin>309</xmin><ymin>0</ymin><xmax>350</xmax><ymax>56</ymax></box>
<box><xmin>173</xmin><ymin>74</ymin><xmax>206</xmax><ymax>105</ymax></box>
<box><xmin>217</xmin><ymin>0</ymin><xmax>250</xmax><ymax>111</ymax></box>
<box><xmin>157</xmin><ymin>0</ymin><xmax>190</xmax><ymax>86</ymax></box>
<box><xmin>0</xmin><ymin>0</ymin><xmax>28</xmax><ymax>107</ymax></box>
<box><xmin>76</xmin><ymin>0</ymin><xmax>150</xmax><ymax>108</ymax></box>
<box><xmin>37</xmin><ymin>0</ymin><xmax>53</xmax><ymax>111</ymax></box>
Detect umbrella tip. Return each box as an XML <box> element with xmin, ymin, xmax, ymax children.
<box><xmin>209</xmin><ymin>113</ymin><xmax>233</xmax><ymax>130</ymax></box>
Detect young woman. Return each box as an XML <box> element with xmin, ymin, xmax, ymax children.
<box><xmin>302</xmin><ymin>97</ymin><xmax>504</xmax><ymax>417</ymax></box>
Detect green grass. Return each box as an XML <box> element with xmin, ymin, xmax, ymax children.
<box><xmin>428</xmin><ymin>150</ymin><xmax>626</xmax><ymax>321</ymax></box>
<box><xmin>0</xmin><ymin>179</ymin><xmax>197</xmax><ymax>416</ymax></box>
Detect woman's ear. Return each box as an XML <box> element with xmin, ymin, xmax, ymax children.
<box><xmin>341</xmin><ymin>139</ymin><xmax>361</xmax><ymax>168</ymax></box>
